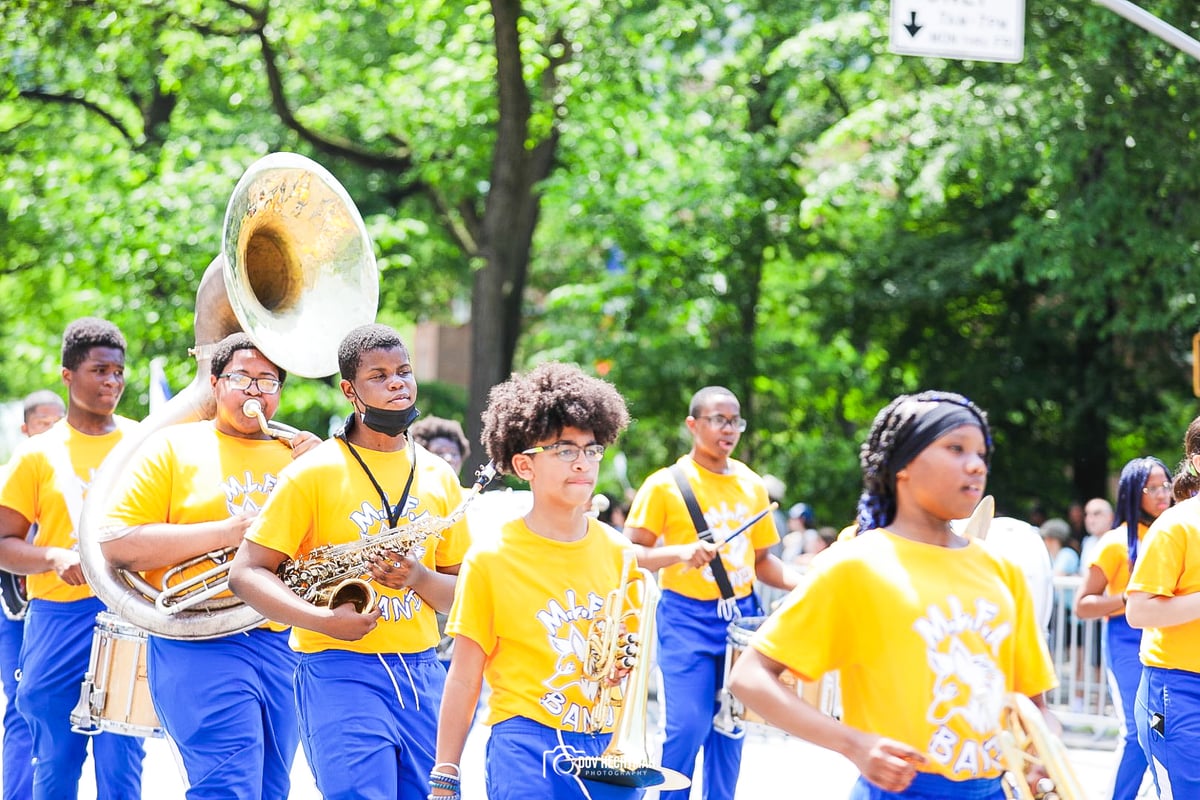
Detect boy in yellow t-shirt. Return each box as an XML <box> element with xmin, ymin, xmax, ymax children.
<box><xmin>100</xmin><ymin>332</ymin><xmax>321</xmax><ymax>800</ymax></box>
<box><xmin>229</xmin><ymin>323</ymin><xmax>468</xmax><ymax>800</ymax></box>
<box><xmin>0</xmin><ymin>318</ymin><xmax>145</xmax><ymax>800</ymax></box>
<box><xmin>0</xmin><ymin>389</ymin><xmax>64</xmax><ymax>800</ymax></box>
<box><xmin>432</xmin><ymin>362</ymin><xmax>652</xmax><ymax>800</ymax></box>
<box><xmin>730</xmin><ymin>391</ymin><xmax>1058</xmax><ymax>800</ymax></box>
<box><xmin>622</xmin><ymin>385</ymin><xmax>799</xmax><ymax>800</ymax></box>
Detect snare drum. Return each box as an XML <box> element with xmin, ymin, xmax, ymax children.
<box><xmin>69</xmin><ymin>612</ymin><xmax>163</xmax><ymax>738</ymax></box>
<box><xmin>715</xmin><ymin>615</ymin><xmax>839</xmax><ymax>735</ymax></box>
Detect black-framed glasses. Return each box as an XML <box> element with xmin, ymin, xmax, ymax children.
<box><xmin>521</xmin><ymin>443</ymin><xmax>606</xmax><ymax>463</ymax></box>
<box><xmin>1143</xmin><ymin>482</ymin><xmax>1172</xmax><ymax>496</ymax></box>
<box><xmin>218</xmin><ymin>373</ymin><xmax>281</xmax><ymax>395</ymax></box>
<box><xmin>697</xmin><ymin>414</ymin><xmax>747</xmax><ymax>432</ymax></box>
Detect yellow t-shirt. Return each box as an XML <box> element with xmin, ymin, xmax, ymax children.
<box><xmin>0</xmin><ymin>417</ymin><xmax>137</xmax><ymax>602</ymax></box>
<box><xmin>101</xmin><ymin>421</ymin><xmax>296</xmax><ymax>630</ymax></box>
<box><xmin>244</xmin><ymin>437</ymin><xmax>468</xmax><ymax>654</ymax></box>
<box><xmin>751</xmin><ymin>528</ymin><xmax>1057</xmax><ymax>782</ymax></box>
<box><xmin>624</xmin><ymin>456</ymin><xmax>778</xmax><ymax>600</ymax></box>
<box><xmin>447</xmin><ymin>517</ymin><xmax>637</xmax><ymax>732</ymax></box>
<box><xmin>1087</xmin><ymin>523</ymin><xmax>1148</xmax><ymax>609</ymax></box>
<box><xmin>1127</xmin><ymin>498</ymin><xmax>1200</xmax><ymax>670</ymax></box>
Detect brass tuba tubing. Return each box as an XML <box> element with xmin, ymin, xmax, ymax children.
<box><xmin>77</xmin><ymin>152</ymin><xmax>379</xmax><ymax>641</ymax></box>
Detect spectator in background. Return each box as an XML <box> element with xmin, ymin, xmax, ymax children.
<box><xmin>1079</xmin><ymin>497</ymin><xmax>1115</xmax><ymax>574</ymax></box>
<box><xmin>1040</xmin><ymin>518</ymin><xmax>1080</xmax><ymax>576</ymax></box>
<box><xmin>1067</xmin><ymin>500</ymin><xmax>1086</xmax><ymax>551</ymax></box>
<box><xmin>409</xmin><ymin>415</ymin><xmax>471</xmax><ymax>481</ymax></box>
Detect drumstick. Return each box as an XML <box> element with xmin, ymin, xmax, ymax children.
<box><xmin>713</xmin><ymin>503</ymin><xmax>779</xmax><ymax>547</ymax></box>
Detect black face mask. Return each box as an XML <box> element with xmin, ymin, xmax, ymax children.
<box><xmin>359</xmin><ymin>403</ymin><xmax>421</xmax><ymax>438</ymax></box>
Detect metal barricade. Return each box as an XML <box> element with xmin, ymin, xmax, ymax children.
<box><xmin>1045</xmin><ymin>575</ymin><xmax>1119</xmax><ymax>738</ymax></box>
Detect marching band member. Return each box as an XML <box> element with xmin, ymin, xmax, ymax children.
<box><xmin>1074</xmin><ymin>456</ymin><xmax>1171</xmax><ymax>800</ymax></box>
<box><xmin>729</xmin><ymin>391</ymin><xmax>1057</xmax><ymax>800</ymax></box>
<box><xmin>99</xmin><ymin>333</ymin><xmax>319</xmax><ymax>800</ymax></box>
<box><xmin>1125</xmin><ymin>416</ymin><xmax>1200</xmax><ymax>798</ymax></box>
<box><xmin>432</xmin><ymin>361</ymin><xmax>640</xmax><ymax>800</ymax></box>
<box><xmin>0</xmin><ymin>318</ymin><xmax>145</xmax><ymax>800</ymax></box>
<box><xmin>622</xmin><ymin>385</ymin><xmax>799</xmax><ymax>800</ymax></box>
<box><xmin>410</xmin><ymin>415</ymin><xmax>472</xmax><ymax>482</ymax></box>
<box><xmin>0</xmin><ymin>390</ymin><xmax>65</xmax><ymax>800</ymax></box>
<box><xmin>229</xmin><ymin>323</ymin><xmax>468</xmax><ymax>800</ymax></box>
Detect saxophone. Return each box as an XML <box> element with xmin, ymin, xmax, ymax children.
<box><xmin>276</xmin><ymin>462</ymin><xmax>497</xmax><ymax>612</ymax></box>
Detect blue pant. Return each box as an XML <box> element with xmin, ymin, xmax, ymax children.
<box><xmin>15</xmin><ymin>598</ymin><xmax>144</xmax><ymax>800</ymax></box>
<box><xmin>294</xmin><ymin>649</ymin><xmax>444</xmax><ymax>800</ymax></box>
<box><xmin>849</xmin><ymin>773</ymin><xmax>1005</xmax><ymax>799</ymax></box>
<box><xmin>1137</xmin><ymin>666</ymin><xmax>1200</xmax><ymax>798</ymax></box>
<box><xmin>486</xmin><ymin>716</ymin><xmax>645</xmax><ymax>800</ymax></box>
<box><xmin>656</xmin><ymin>590</ymin><xmax>758</xmax><ymax>800</ymax></box>
<box><xmin>0</xmin><ymin>613</ymin><xmax>33</xmax><ymax>800</ymax></box>
<box><xmin>148</xmin><ymin>628</ymin><xmax>299</xmax><ymax>800</ymax></box>
<box><xmin>1105</xmin><ymin>615</ymin><xmax>1148</xmax><ymax>800</ymax></box>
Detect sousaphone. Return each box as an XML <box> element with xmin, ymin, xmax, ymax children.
<box><xmin>78</xmin><ymin>152</ymin><xmax>379</xmax><ymax>640</ymax></box>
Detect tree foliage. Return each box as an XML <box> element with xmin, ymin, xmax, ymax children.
<box><xmin>3</xmin><ymin>0</ymin><xmax>1200</xmax><ymax>526</ymax></box>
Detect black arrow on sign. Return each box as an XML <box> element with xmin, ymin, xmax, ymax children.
<box><xmin>905</xmin><ymin>11</ymin><xmax>923</xmax><ymax>37</ymax></box>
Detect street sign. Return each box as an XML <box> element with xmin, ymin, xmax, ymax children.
<box><xmin>890</xmin><ymin>0</ymin><xmax>1026</xmax><ymax>63</ymax></box>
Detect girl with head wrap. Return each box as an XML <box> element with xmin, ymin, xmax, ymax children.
<box><xmin>1074</xmin><ymin>457</ymin><xmax>1170</xmax><ymax>800</ymax></box>
<box><xmin>729</xmin><ymin>391</ymin><xmax>1057</xmax><ymax>799</ymax></box>
<box><xmin>1126</xmin><ymin>417</ymin><xmax>1200</xmax><ymax>798</ymax></box>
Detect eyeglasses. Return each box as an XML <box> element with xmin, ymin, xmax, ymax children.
<box><xmin>521</xmin><ymin>443</ymin><xmax>606</xmax><ymax>463</ymax></box>
<box><xmin>218</xmin><ymin>373</ymin><xmax>281</xmax><ymax>395</ymax></box>
<box><xmin>1143</xmin><ymin>482</ymin><xmax>1172</xmax><ymax>496</ymax></box>
<box><xmin>697</xmin><ymin>414</ymin><xmax>747</xmax><ymax>432</ymax></box>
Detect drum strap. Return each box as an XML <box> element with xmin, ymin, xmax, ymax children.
<box><xmin>670</xmin><ymin>464</ymin><xmax>739</xmax><ymax>621</ymax></box>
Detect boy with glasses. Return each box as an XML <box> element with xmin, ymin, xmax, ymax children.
<box><xmin>99</xmin><ymin>332</ymin><xmax>319</xmax><ymax>800</ymax></box>
<box><xmin>431</xmin><ymin>361</ymin><xmax>648</xmax><ymax>800</ymax></box>
<box><xmin>623</xmin><ymin>385</ymin><xmax>799</xmax><ymax>800</ymax></box>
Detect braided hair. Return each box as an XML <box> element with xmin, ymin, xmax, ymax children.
<box><xmin>1115</xmin><ymin>456</ymin><xmax>1171</xmax><ymax>570</ymax></box>
<box><xmin>856</xmin><ymin>391</ymin><xmax>992</xmax><ymax>534</ymax></box>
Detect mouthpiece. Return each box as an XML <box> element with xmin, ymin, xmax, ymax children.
<box><xmin>242</xmin><ymin>399</ymin><xmax>272</xmax><ymax>437</ymax></box>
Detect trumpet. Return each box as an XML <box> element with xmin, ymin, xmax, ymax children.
<box><xmin>275</xmin><ymin>462</ymin><xmax>497</xmax><ymax>613</ymax></box>
<box><xmin>568</xmin><ymin>554</ymin><xmax>690</xmax><ymax>791</ymax></box>
<box><xmin>998</xmin><ymin>693</ymin><xmax>1087</xmax><ymax>800</ymax></box>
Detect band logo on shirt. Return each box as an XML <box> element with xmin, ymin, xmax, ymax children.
<box><xmin>534</xmin><ymin>589</ymin><xmax>613</xmax><ymax>731</ymax></box>
<box><xmin>913</xmin><ymin>596</ymin><xmax>1009</xmax><ymax>777</ymax></box>
<box><xmin>699</xmin><ymin>502</ymin><xmax>755</xmax><ymax>590</ymax></box>
<box><xmin>346</xmin><ymin>495</ymin><xmax>428</xmax><ymax>621</ymax></box>
<box><xmin>220</xmin><ymin>470</ymin><xmax>279</xmax><ymax>517</ymax></box>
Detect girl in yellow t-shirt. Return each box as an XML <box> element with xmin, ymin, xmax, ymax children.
<box><xmin>1073</xmin><ymin>456</ymin><xmax>1171</xmax><ymax>800</ymax></box>
<box><xmin>432</xmin><ymin>362</ymin><xmax>657</xmax><ymax>800</ymax></box>
<box><xmin>1126</xmin><ymin>415</ymin><xmax>1200</xmax><ymax>798</ymax></box>
<box><xmin>729</xmin><ymin>391</ymin><xmax>1058</xmax><ymax>800</ymax></box>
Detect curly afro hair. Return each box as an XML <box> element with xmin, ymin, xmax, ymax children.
<box><xmin>409</xmin><ymin>415</ymin><xmax>471</xmax><ymax>462</ymax></box>
<box><xmin>481</xmin><ymin>362</ymin><xmax>630</xmax><ymax>474</ymax></box>
<box><xmin>856</xmin><ymin>390</ymin><xmax>991</xmax><ymax>533</ymax></box>
<box><xmin>61</xmin><ymin>317</ymin><xmax>126</xmax><ymax>371</ymax></box>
